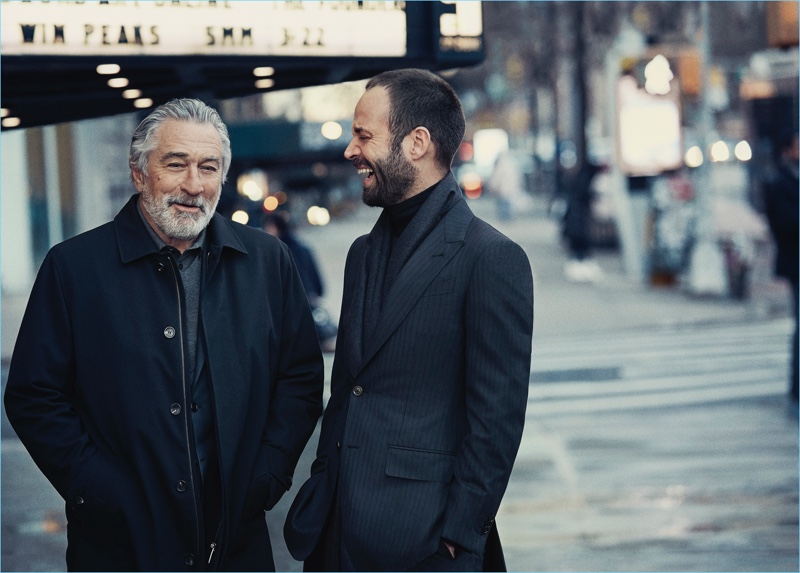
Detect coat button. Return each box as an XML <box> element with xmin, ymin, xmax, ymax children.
<box><xmin>164</xmin><ymin>326</ymin><xmax>176</xmax><ymax>339</ymax></box>
<box><xmin>336</xmin><ymin>441</ymin><xmax>341</xmax><ymax>450</ymax></box>
<box><xmin>184</xmin><ymin>553</ymin><xmax>195</xmax><ymax>566</ymax></box>
<box><xmin>191</xmin><ymin>402</ymin><xmax>199</xmax><ymax>412</ymax></box>
<box><xmin>157</xmin><ymin>262</ymin><xmax>166</xmax><ymax>272</ymax></box>
<box><xmin>176</xmin><ymin>480</ymin><xmax>187</xmax><ymax>492</ymax></box>
<box><xmin>170</xmin><ymin>403</ymin><xmax>181</xmax><ymax>415</ymax></box>
<box><xmin>74</xmin><ymin>496</ymin><xmax>84</xmax><ymax>505</ymax></box>
<box><xmin>352</xmin><ymin>385</ymin><xmax>363</xmax><ymax>396</ymax></box>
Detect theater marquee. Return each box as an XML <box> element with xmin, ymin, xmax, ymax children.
<box><xmin>1</xmin><ymin>1</ymin><xmax>483</xmax><ymax>129</ymax></box>
<box><xmin>1</xmin><ymin>1</ymin><xmax>408</xmax><ymax>57</ymax></box>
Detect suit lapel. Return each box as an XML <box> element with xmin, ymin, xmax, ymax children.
<box><xmin>355</xmin><ymin>200</ymin><xmax>473</xmax><ymax>374</ymax></box>
<box><xmin>341</xmin><ymin>237</ymin><xmax>369</xmax><ymax>381</ymax></box>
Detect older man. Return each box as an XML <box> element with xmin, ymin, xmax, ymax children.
<box><xmin>4</xmin><ymin>98</ymin><xmax>324</xmax><ymax>571</ymax></box>
<box><xmin>285</xmin><ymin>69</ymin><xmax>534</xmax><ymax>571</ymax></box>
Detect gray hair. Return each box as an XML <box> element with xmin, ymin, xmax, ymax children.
<box><xmin>129</xmin><ymin>98</ymin><xmax>232</xmax><ymax>183</ymax></box>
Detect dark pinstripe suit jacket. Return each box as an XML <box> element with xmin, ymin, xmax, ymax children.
<box><xmin>285</xmin><ymin>176</ymin><xmax>533</xmax><ymax>571</ymax></box>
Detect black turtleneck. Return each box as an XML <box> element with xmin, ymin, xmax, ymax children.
<box><xmin>386</xmin><ymin>184</ymin><xmax>436</xmax><ymax>237</ymax></box>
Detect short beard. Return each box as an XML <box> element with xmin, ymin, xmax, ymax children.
<box><xmin>139</xmin><ymin>181</ymin><xmax>219</xmax><ymax>242</ymax></box>
<box><xmin>362</xmin><ymin>141</ymin><xmax>417</xmax><ymax>208</ymax></box>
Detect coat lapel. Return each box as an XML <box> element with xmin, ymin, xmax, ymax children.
<box><xmin>355</xmin><ymin>199</ymin><xmax>473</xmax><ymax>374</ymax></box>
<box><xmin>341</xmin><ymin>237</ymin><xmax>369</xmax><ymax>381</ymax></box>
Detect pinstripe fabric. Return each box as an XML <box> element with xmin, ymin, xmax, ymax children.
<box><xmin>286</xmin><ymin>175</ymin><xmax>534</xmax><ymax>571</ymax></box>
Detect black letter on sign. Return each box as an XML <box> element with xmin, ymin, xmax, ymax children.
<box><xmin>20</xmin><ymin>24</ymin><xmax>36</xmax><ymax>43</ymax></box>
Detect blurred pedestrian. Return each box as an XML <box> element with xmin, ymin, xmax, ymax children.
<box><xmin>3</xmin><ymin>98</ymin><xmax>324</xmax><ymax>571</ymax></box>
<box><xmin>284</xmin><ymin>68</ymin><xmax>534</xmax><ymax>572</ymax></box>
<box><xmin>488</xmin><ymin>150</ymin><xmax>523</xmax><ymax>220</ymax></box>
<box><xmin>263</xmin><ymin>211</ymin><xmax>337</xmax><ymax>352</ymax></box>
<box><xmin>763</xmin><ymin>129</ymin><xmax>799</xmax><ymax>403</ymax></box>
<box><xmin>562</xmin><ymin>161</ymin><xmax>604</xmax><ymax>282</ymax></box>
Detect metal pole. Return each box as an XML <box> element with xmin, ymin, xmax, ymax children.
<box><xmin>43</xmin><ymin>125</ymin><xmax>63</xmax><ymax>248</ymax></box>
<box><xmin>606</xmin><ymin>48</ymin><xmax>644</xmax><ymax>282</ymax></box>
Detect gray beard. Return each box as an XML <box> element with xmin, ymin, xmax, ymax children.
<box><xmin>140</xmin><ymin>183</ymin><xmax>219</xmax><ymax>241</ymax></box>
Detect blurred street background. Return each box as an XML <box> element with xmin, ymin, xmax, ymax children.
<box><xmin>3</xmin><ymin>198</ymin><xmax>797</xmax><ymax>572</ymax></box>
<box><xmin>2</xmin><ymin>2</ymin><xmax>798</xmax><ymax>571</ymax></box>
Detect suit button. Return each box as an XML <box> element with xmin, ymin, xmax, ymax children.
<box><xmin>184</xmin><ymin>553</ymin><xmax>195</xmax><ymax>566</ymax></box>
<box><xmin>336</xmin><ymin>441</ymin><xmax>342</xmax><ymax>450</ymax></box>
<box><xmin>74</xmin><ymin>496</ymin><xmax>84</xmax><ymax>505</ymax></box>
<box><xmin>176</xmin><ymin>480</ymin><xmax>187</xmax><ymax>492</ymax></box>
<box><xmin>164</xmin><ymin>326</ymin><xmax>176</xmax><ymax>339</ymax></box>
<box><xmin>352</xmin><ymin>385</ymin><xmax>363</xmax><ymax>396</ymax></box>
<box><xmin>170</xmin><ymin>403</ymin><xmax>181</xmax><ymax>415</ymax></box>
<box><xmin>157</xmin><ymin>262</ymin><xmax>166</xmax><ymax>272</ymax></box>
<box><xmin>191</xmin><ymin>402</ymin><xmax>199</xmax><ymax>412</ymax></box>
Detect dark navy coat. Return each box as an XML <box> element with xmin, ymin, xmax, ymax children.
<box><xmin>4</xmin><ymin>194</ymin><xmax>324</xmax><ymax>571</ymax></box>
<box><xmin>764</xmin><ymin>161</ymin><xmax>799</xmax><ymax>286</ymax></box>
<box><xmin>285</xmin><ymin>177</ymin><xmax>533</xmax><ymax>571</ymax></box>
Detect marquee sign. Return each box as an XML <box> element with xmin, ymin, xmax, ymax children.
<box><xmin>1</xmin><ymin>1</ymin><xmax>408</xmax><ymax>57</ymax></box>
<box><xmin>1</xmin><ymin>1</ymin><xmax>483</xmax><ymax>130</ymax></box>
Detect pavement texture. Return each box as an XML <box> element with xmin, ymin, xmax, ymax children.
<box><xmin>2</xmin><ymin>194</ymin><xmax>797</xmax><ymax>572</ymax></box>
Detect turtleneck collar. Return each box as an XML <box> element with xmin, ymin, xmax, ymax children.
<box><xmin>385</xmin><ymin>181</ymin><xmax>439</xmax><ymax>237</ymax></box>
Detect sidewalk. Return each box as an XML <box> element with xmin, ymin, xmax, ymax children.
<box><xmin>1</xmin><ymin>192</ymin><xmax>795</xmax><ymax>573</ymax></box>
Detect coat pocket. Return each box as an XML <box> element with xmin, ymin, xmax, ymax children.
<box><xmin>385</xmin><ymin>446</ymin><xmax>456</xmax><ymax>483</ymax></box>
<box><xmin>65</xmin><ymin>453</ymin><xmax>136</xmax><ymax>550</ymax></box>
<box><xmin>422</xmin><ymin>276</ymin><xmax>455</xmax><ymax>297</ymax></box>
<box><xmin>246</xmin><ymin>446</ymin><xmax>288</xmax><ymax>514</ymax></box>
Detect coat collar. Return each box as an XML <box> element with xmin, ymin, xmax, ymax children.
<box><xmin>115</xmin><ymin>194</ymin><xmax>248</xmax><ymax>264</ymax></box>
<box><xmin>349</xmin><ymin>174</ymin><xmax>474</xmax><ymax>377</ymax></box>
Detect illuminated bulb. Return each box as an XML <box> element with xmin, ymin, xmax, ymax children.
<box><xmin>242</xmin><ymin>180</ymin><xmax>264</xmax><ymax>201</ymax></box>
<box><xmin>107</xmin><ymin>77</ymin><xmax>129</xmax><ymax>88</ymax></box>
<box><xmin>321</xmin><ymin>121</ymin><xmax>343</xmax><ymax>140</ymax></box>
<box><xmin>307</xmin><ymin>206</ymin><xmax>330</xmax><ymax>226</ymax></box>
<box><xmin>253</xmin><ymin>66</ymin><xmax>275</xmax><ymax>77</ymax></box>
<box><xmin>231</xmin><ymin>210</ymin><xmax>250</xmax><ymax>225</ymax></box>
<box><xmin>133</xmin><ymin>98</ymin><xmax>154</xmax><ymax>109</ymax></box>
<box><xmin>644</xmin><ymin>54</ymin><xmax>673</xmax><ymax>95</ymax></box>
<box><xmin>122</xmin><ymin>89</ymin><xmax>142</xmax><ymax>99</ymax></box>
<box><xmin>460</xmin><ymin>171</ymin><xmax>483</xmax><ymax>199</ymax></box>
<box><xmin>685</xmin><ymin>146</ymin><xmax>704</xmax><ymax>168</ymax></box>
<box><xmin>710</xmin><ymin>140</ymin><xmax>730</xmax><ymax>162</ymax></box>
<box><xmin>2</xmin><ymin>117</ymin><xmax>21</xmax><ymax>128</ymax></box>
<box><xmin>1</xmin><ymin>108</ymin><xmax>8</xmax><ymax>118</ymax></box>
<box><xmin>734</xmin><ymin>140</ymin><xmax>752</xmax><ymax>162</ymax></box>
<box><xmin>255</xmin><ymin>78</ymin><xmax>275</xmax><ymax>89</ymax></box>
<box><xmin>96</xmin><ymin>63</ymin><xmax>121</xmax><ymax>75</ymax></box>
<box><xmin>263</xmin><ymin>196</ymin><xmax>279</xmax><ymax>212</ymax></box>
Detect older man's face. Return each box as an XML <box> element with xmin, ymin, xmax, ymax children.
<box><xmin>133</xmin><ymin>119</ymin><xmax>223</xmax><ymax>251</ymax></box>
